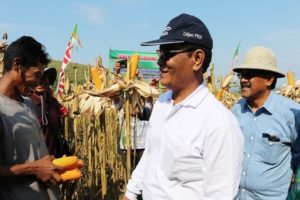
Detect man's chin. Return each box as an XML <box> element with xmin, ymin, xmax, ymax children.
<box><xmin>159</xmin><ymin>81</ymin><xmax>169</xmax><ymax>89</ymax></box>
<box><xmin>21</xmin><ymin>91</ymin><xmax>33</xmax><ymax>97</ymax></box>
<box><xmin>21</xmin><ymin>87</ymin><xmax>35</xmax><ymax>96</ymax></box>
<box><xmin>241</xmin><ymin>91</ymin><xmax>251</xmax><ymax>99</ymax></box>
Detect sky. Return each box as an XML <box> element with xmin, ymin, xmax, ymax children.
<box><xmin>1</xmin><ymin>0</ymin><xmax>300</xmax><ymax>85</ymax></box>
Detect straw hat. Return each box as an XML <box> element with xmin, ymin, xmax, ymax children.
<box><xmin>233</xmin><ymin>46</ymin><xmax>285</xmax><ymax>78</ymax></box>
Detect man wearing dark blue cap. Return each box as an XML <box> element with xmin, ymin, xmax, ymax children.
<box><xmin>122</xmin><ymin>13</ymin><xmax>244</xmax><ymax>200</ymax></box>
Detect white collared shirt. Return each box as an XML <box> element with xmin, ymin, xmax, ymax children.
<box><xmin>125</xmin><ymin>84</ymin><xmax>244</xmax><ymax>200</ymax></box>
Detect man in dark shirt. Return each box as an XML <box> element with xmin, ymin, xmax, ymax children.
<box><xmin>30</xmin><ymin>67</ymin><xmax>69</xmax><ymax>157</ymax></box>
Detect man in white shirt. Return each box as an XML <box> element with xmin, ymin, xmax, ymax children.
<box><xmin>122</xmin><ymin>13</ymin><xmax>244</xmax><ymax>200</ymax></box>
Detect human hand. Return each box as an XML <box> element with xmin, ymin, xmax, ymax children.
<box><xmin>33</xmin><ymin>155</ymin><xmax>63</xmax><ymax>185</ymax></box>
<box><xmin>292</xmin><ymin>173</ymin><xmax>296</xmax><ymax>183</ymax></box>
<box><xmin>121</xmin><ymin>195</ymin><xmax>130</xmax><ymax>200</ymax></box>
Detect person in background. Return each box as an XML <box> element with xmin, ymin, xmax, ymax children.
<box><xmin>113</xmin><ymin>60</ymin><xmax>126</xmax><ymax>81</ymax></box>
<box><xmin>119</xmin><ymin>96</ymin><xmax>153</xmax><ymax>166</ymax></box>
<box><xmin>30</xmin><ymin>67</ymin><xmax>70</xmax><ymax>158</ymax></box>
<box><xmin>232</xmin><ymin>46</ymin><xmax>300</xmax><ymax>200</ymax></box>
<box><xmin>114</xmin><ymin>60</ymin><xmax>122</xmax><ymax>75</ymax></box>
<box><xmin>122</xmin><ymin>13</ymin><xmax>244</xmax><ymax>200</ymax></box>
<box><xmin>0</xmin><ymin>36</ymin><xmax>62</xmax><ymax>199</ymax></box>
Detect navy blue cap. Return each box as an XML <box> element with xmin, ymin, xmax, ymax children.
<box><xmin>141</xmin><ymin>13</ymin><xmax>213</xmax><ymax>50</ymax></box>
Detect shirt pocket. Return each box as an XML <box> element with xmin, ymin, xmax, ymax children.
<box><xmin>158</xmin><ymin>135</ymin><xmax>203</xmax><ymax>182</ymax></box>
<box><xmin>259</xmin><ymin>131</ymin><xmax>289</xmax><ymax>165</ymax></box>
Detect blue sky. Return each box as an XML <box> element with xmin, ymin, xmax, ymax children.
<box><xmin>1</xmin><ymin>0</ymin><xmax>300</xmax><ymax>84</ymax></box>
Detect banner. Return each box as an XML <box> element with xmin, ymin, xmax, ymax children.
<box><xmin>109</xmin><ymin>49</ymin><xmax>160</xmax><ymax>81</ymax></box>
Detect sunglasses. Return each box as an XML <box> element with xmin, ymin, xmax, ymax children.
<box><xmin>237</xmin><ymin>70</ymin><xmax>267</xmax><ymax>79</ymax></box>
<box><xmin>156</xmin><ymin>47</ymin><xmax>196</xmax><ymax>59</ymax></box>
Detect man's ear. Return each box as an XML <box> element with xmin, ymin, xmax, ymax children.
<box><xmin>12</xmin><ymin>57</ymin><xmax>22</xmax><ymax>72</ymax></box>
<box><xmin>192</xmin><ymin>49</ymin><xmax>205</xmax><ymax>71</ymax></box>
<box><xmin>266</xmin><ymin>75</ymin><xmax>275</xmax><ymax>87</ymax></box>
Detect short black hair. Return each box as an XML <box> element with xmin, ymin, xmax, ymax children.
<box><xmin>3</xmin><ymin>36</ymin><xmax>50</xmax><ymax>72</ymax></box>
<box><xmin>184</xmin><ymin>43</ymin><xmax>212</xmax><ymax>73</ymax></box>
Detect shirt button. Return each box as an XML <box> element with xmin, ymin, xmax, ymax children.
<box><xmin>253</xmin><ymin>117</ymin><xmax>256</xmax><ymax>121</ymax></box>
<box><xmin>269</xmin><ymin>142</ymin><xmax>273</xmax><ymax>145</ymax></box>
<box><xmin>242</xmin><ymin>171</ymin><xmax>246</xmax><ymax>175</ymax></box>
<box><xmin>242</xmin><ymin>189</ymin><xmax>246</xmax><ymax>192</ymax></box>
<box><xmin>247</xmin><ymin>154</ymin><xmax>250</xmax><ymax>158</ymax></box>
<box><xmin>250</xmin><ymin>136</ymin><xmax>254</xmax><ymax>140</ymax></box>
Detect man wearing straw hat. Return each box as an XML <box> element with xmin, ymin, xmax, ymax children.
<box><xmin>232</xmin><ymin>46</ymin><xmax>300</xmax><ymax>199</ymax></box>
<box><xmin>122</xmin><ymin>13</ymin><xmax>244</xmax><ymax>200</ymax></box>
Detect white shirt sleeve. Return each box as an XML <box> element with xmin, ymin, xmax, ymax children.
<box><xmin>203</xmin><ymin>124</ymin><xmax>244</xmax><ymax>200</ymax></box>
<box><xmin>124</xmin><ymin>142</ymin><xmax>149</xmax><ymax>200</ymax></box>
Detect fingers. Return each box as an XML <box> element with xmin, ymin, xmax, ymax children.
<box><xmin>52</xmin><ymin>163</ymin><xmax>64</xmax><ymax>172</ymax></box>
<box><xmin>48</xmin><ymin>178</ymin><xmax>57</xmax><ymax>186</ymax></box>
<box><xmin>52</xmin><ymin>171</ymin><xmax>62</xmax><ymax>183</ymax></box>
<box><xmin>49</xmin><ymin>155</ymin><xmax>56</xmax><ymax>160</ymax></box>
<box><xmin>121</xmin><ymin>196</ymin><xmax>130</xmax><ymax>200</ymax></box>
<box><xmin>44</xmin><ymin>172</ymin><xmax>61</xmax><ymax>186</ymax></box>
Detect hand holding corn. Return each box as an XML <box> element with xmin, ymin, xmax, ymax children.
<box><xmin>33</xmin><ymin>155</ymin><xmax>63</xmax><ymax>185</ymax></box>
<box><xmin>52</xmin><ymin>156</ymin><xmax>84</xmax><ymax>181</ymax></box>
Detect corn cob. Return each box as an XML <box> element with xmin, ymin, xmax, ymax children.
<box><xmin>53</xmin><ymin>156</ymin><xmax>78</xmax><ymax>170</ymax></box>
<box><xmin>216</xmin><ymin>88</ymin><xmax>223</xmax><ymax>100</ymax></box>
<box><xmin>222</xmin><ymin>73</ymin><xmax>234</xmax><ymax>88</ymax></box>
<box><xmin>60</xmin><ymin>168</ymin><xmax>82</xmax><ymax>181</ymax></box>
<box><xmin>91</xmin><ymin>67</ymin><xmax>105</xmax><ymax>92</ymax></box>
<box><xmin>129</xmin><ymin>53</ymin><xmax>139</xmax><ymax>80</ymax></box>
<box><xmin>287</xmin><ymin>71</ymin><xmax>295</xmax><ymax>87</ymax></box>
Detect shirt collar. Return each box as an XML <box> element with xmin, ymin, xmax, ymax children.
<box><xmin>241</xmin><ymin>91</ymin><xmax>275</xmax><ymax>114</ymax></box>
<box><xmin>166</xmin><ymin>83</ymin><xmax>209</xmax><ymax>108</ymax></box>
<box><xmin>261</xmin><ymin>91</ymin><xmax>275</xmax><ymax>114</ymax></box>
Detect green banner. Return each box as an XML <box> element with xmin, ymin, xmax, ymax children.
<box><xmin>109</xmin><ymin>49</ymin><xmax>160</xmax><ymax>81</ymax></box>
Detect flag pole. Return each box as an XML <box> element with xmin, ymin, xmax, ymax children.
<box><xmin>57</xmin><ymin>23</ymin><xmax>82</xmax><ymax>95</ymax></box>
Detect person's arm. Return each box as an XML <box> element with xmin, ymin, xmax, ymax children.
<box><xmin>203</xmin><ymin>124</ymin><xmax>244</xmax><ymax>200</ymax></box>
<box><xmin>0</xmin><ymin>155</ymin><xmax>63</xmax><ymax>185</ymax></box>
<box><xmin>122</xmin><ymin>145</ymin><xmax>149</xmax><ymax>200</ymax></box>
<box><xmin>121</xmin><ymin>125</ymin><xmax>154</xmax><ymax>200</ymax></box>
<box><xmin>291</xmin><ymin>108</ymin><xmax>300</xmax><ymax>172</ymax></box>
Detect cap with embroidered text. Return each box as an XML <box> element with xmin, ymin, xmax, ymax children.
<box><xmin>141</xmin><ymin>13</ymin><xmax>213</xmax><ymax>50</ymax></box>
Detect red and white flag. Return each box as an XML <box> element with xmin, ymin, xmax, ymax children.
<box><xmin>57</xmin><ymin>24</ymin><xmax>82</xmax><ymax>94</ymax></box>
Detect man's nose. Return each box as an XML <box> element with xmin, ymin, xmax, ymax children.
<box><xmin>157</xmin><ymin>56</ymin><xmax>166</xmax><ymax>69</ymax></box>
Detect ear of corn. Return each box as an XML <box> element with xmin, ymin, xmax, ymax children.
<box><xmin>53</xmin><ymin>156</ymin><xmax>78</xmax><ymax>170</ymax></box>
<box><xmin>60</xmin><ymin>168</ymin><xmax>82</xmax><ymax>181</ymax></box>
<box><xmin>129</xmin><ymin>53</ymin><xmax>139</xmax><ymax>80</ymax></box>
<box><xmin>216</xmin><ymin>88</ymin><xmax>223</xmax><ymax>100</ymax></box>
<box><xmin>222</xmin><ymin>72</ymin><xmax>234</xmax><ymax>88</ymax></box>
<box><xmin>91</xmin><ymin>67</ymin><xmax>104</xmax><ymax>91</ymax></box>
<box><xmin>287</xmin><ymin>71</ymin><xmax>295</xmax><ymax>86</ymax></box>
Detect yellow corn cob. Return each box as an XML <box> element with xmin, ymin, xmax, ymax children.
<box><xmin>129</xmin><ymin>53</ymin><xmax>139</xmax><ymax>80</ymax></box>
<box><xmin>287</xmin><ymin>71</ymin><xmax>295</xmax><ymax>87</ymax></box>
<box><xmin>60</xmin><ymin>168</ymin><xmax>82</xmax><ymax>181</ymax></box>
<box><xmin>222</xmin><ymin>73</ymin><xmax>234</xmax><ymax>88</ymax></box>
<box><xmin>91</xmin><ymin>67</ymin><xmax>104</xmax><ymax>92</ymax></box>
<box><xmin>216</xmin><ymin>88</ymin><xmax>223</xmax><ymax>100</ymax></box>
<box><xmin>53</xmin><ymin>156</ymin><xmax>78</xmax><ymax>169</ymax></box>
